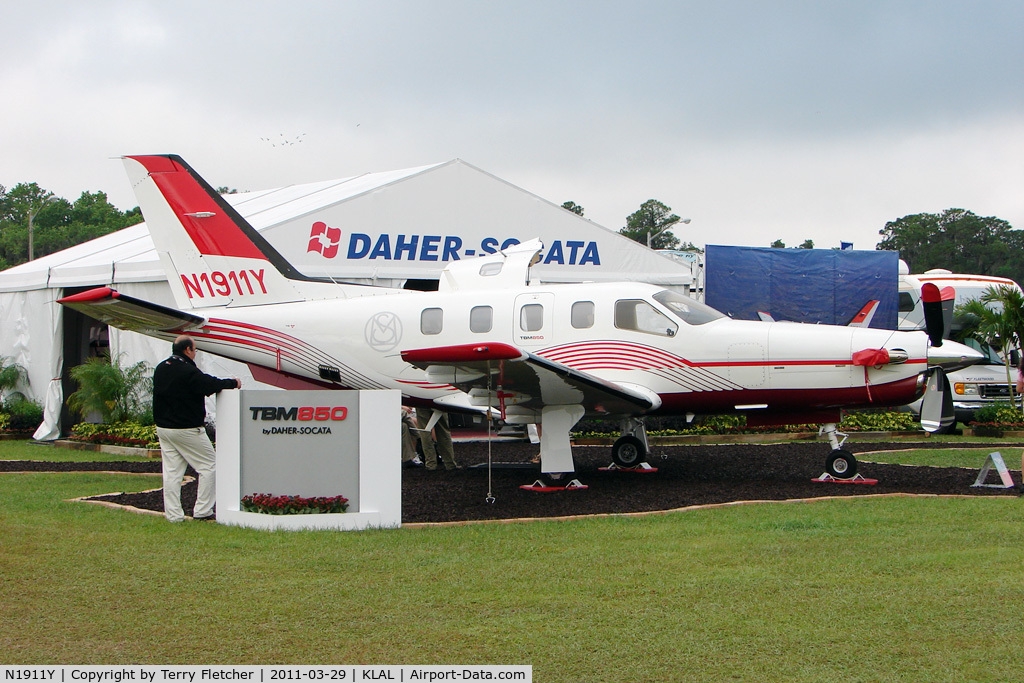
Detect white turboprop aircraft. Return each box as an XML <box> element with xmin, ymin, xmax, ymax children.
<box><xmin>60</xmin><ymin>155</ymin><xmax>981</xmax><ymax>484</ymax></box>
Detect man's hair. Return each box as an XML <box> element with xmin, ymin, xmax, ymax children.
<box><xmin>172</xmin><ymin>336</ymin><xmax>194</xmax><ymax>356</ymax></box>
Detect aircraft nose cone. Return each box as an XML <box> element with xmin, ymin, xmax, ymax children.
<box><xmin>926</xmin><ymin>340</ymin><xmax>985</xmax><ymax>370</ymax></box>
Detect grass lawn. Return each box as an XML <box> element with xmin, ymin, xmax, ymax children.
<box><xmin>2</xmin><ymin>439</ymin><xmax>1024</xmax><ymax>681</ymax></box>
<box><xmin>0</xmin><ymin>438</ymin><xmax>153</xmax><ymax>463</ymax></box>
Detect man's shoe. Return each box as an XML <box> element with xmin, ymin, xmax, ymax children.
<box><xmin>193</xmin><ymin>514</ymin><xmax>216</xmax><ymax>521</ymax></box>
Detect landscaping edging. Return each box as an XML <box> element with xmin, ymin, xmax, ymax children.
<box><xmin>573</xmin><ymin>431</ymin><xmax>927</xmax><ymax>446</ymax></box>
<box><xmin>53</xmin><ymin>439</ymin><xmax>161</xmax><ymax>458</ymax></box>
<box><xmin>969</xmin><ymin>429</ymin><xmax>1024</xmax><ymax>438</ymax></box>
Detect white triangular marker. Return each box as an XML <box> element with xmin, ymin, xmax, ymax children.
<box><xmin>972</xmin><ymin>452</ymin><xmax>1015</xmax><ymax>489</ymax></box>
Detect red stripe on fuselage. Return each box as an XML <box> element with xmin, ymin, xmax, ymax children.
<box><xmin>654</xmin><ymin>375</ymin><xmax>921</xmax><ymax>415</ymax></box>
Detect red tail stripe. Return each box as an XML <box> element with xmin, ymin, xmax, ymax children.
<box><xmin>129</xmin><ymin>155</ymin><xmax>266</xmax><ymax>260</ymax></box>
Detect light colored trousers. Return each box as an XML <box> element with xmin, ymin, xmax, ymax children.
<box><xmin>157</xmin><ymin>426</ymin><xmax>216</xmax><ymax>522</ymax></box>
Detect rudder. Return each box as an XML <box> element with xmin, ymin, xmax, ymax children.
<box><xmin>124</xmin><ymin>154</ymin><xmax>308</xmax><ymax>309</ymax></box>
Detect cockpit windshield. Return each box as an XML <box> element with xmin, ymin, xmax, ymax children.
<box><xmin>963</xmin><ymin>338</ymin><xmax>1005</xmax><ymax>366</ymax></box>
<box><xmin>653</xmin><ymin>290</ymin><xmax>725</xmax><ymax>325</ymax></box>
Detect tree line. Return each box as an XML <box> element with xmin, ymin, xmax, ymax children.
<box><xmin>0</xmin><ymin>183</ymin><xmax>142</xmax><ymax>270</ymax></box>
<box><xmin>577</xmin><ymin>198</ymin><xmax>1021</xmax><ymax>283</ymax></box>
<box><xmin>1</xmin><ymin>178</ymin><xmax>1019</xmax><ymax>286</ymax></box>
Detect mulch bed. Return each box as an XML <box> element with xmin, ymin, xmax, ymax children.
<box><xmin>4</xmin><ymin>440</ymin><xmax>1021</xmax><ymax>523</ymax></box>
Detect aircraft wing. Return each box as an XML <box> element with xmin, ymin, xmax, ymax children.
<box><xmin>58</xmin><ymin>287</ymin><xmax>205</xmax><ymax>334</ymax></box>
<box><xmin>399</xmin><ymin>342</ymin><xmax>655</xmax><ymax>417</ymax></box>
<box><xmin>401</xmin><ymin>343</ymin><xmax>658</xmax><ymax>418</ymax></box>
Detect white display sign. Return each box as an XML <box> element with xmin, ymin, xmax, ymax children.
<box><xmin>216</xmin><ymin>389</ymin><xmax>401</xmax><ymax>531</ymax></box>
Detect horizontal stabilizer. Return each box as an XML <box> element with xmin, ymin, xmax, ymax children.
<box><xmin>847</xmin><ymin>300</ymin><xmax>879</xmax><ymax>327</ymax></box>
<box><xmin>58</xmin><ymin>287</ymin><xmax>205</xmax><ymax>334</ymax></box>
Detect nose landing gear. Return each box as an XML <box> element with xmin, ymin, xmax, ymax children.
<box><xmin>820</xmin><ymin>423</ymin><xmax>858</xmax><ymax>478</ymax></box>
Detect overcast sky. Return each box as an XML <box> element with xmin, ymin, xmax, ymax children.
<box><xmin>2</xmin><ymin>0</ymin><xmax>1022</xmax><ymax>254</ymax></box>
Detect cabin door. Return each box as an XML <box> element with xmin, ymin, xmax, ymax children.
<box><xmin>513</xmin><ymin>293</ymin><xmax>555</xmax><ymax>348</ymax></box>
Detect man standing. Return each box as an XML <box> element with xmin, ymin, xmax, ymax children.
<box><xmin>153</xmin><ymin>335</ymin><xmax>240</xmax><ymax>522</ymax></box>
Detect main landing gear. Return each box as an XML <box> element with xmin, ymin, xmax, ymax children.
<box><xmin>820</xmin><ymin>423</ymin><xmax>858</xmax><ymax>478</ymax></box>
<box><xmin>610</xmin><ymin>418</ymin><xmax>657</xmax><ymax>470</ymax></box>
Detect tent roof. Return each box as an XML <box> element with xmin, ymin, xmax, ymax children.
<box><xmin>0</xmin><ymin>162</ymin><xmax>446</xmax><ymax>292</ymax></box>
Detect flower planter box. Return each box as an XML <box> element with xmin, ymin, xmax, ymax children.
<box><xmin>969</xmin><ymin>428</ymin><xmax>1024</xmax><ymax>438</ymax></box>
<box><xmin>54</xmin><ymin>439</ymin><xmax>161</xmax><ymax>458</ymax></box>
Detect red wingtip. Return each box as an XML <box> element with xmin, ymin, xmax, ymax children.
<box><xmin>57</xmin><ymin>287</ymin><xmax>118</xmax><ymax>304</ymax></box>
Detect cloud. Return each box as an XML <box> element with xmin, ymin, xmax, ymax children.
<box><xmin>0</xmin><ymin>0</ymin><xmax>1021</xmax><ymax>253</ymax></box>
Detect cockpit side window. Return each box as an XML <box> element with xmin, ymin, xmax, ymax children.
<box><xmin>421</xmin><ymin>307</ymin><xmax>443</xmax><ymax>335</ymax></box>
<box><xmin>652</xmin><ymin>290</ymin><xmax>725</xmax><ymax>325</ymax></box>
<box><xmin>615</xmin><ymin>299</ymin><xmax>677</xmax><ymax>337</ymax></box>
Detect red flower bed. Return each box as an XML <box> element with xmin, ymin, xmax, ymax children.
<box><xmin>240</xmin><ymin>493</ymin><xmax>349</xmax><ymax>515</ymax></box>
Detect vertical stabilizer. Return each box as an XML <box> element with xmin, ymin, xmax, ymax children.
<box><xmin>124</xmin><ymin>154</ymin><xmax>308</xmax><ymax>309</ymax></box>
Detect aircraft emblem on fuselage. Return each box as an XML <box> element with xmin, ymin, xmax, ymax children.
<box><xmin>365</xmin><ymin>312</ymin><xmax>402</xmax><ymax>351</ymax></box>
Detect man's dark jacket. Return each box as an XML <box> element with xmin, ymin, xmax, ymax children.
<box><xmin>153</xmin><ymin>354</ymin><xmax>236</xmax><ymax>429</ymax></box>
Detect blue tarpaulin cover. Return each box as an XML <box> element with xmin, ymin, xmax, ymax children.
<box><xmin>704</xmin><ymin>246</ymin><xmax>898</xmax><ymax>329</ymax></box>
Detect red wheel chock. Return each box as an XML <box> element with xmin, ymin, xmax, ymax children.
<box><xmin>519</xmin><ymin>479</ymin><xmax>589</xmax><ymax>492</ymax></box>
<box><xmin>599</xmin><ymin>462</ymin><xmax>658</xmax><ymax>473</ymax></box>
<box><xmin>812</xmin><ymin>473</ymin><xmax>878</xmax><ymax>485</ymax></box>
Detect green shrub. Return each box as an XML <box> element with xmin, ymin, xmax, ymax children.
<box><xmin>573</xmin><ymin>409</ymin><xmax>916</xmax><ymax>438</ymax></box>
<box><xmin>839</xmin><ymin>410</ymin><xmax>917</xmax><ymax>432</ymax></box>
<box><xmin>3</xmin><ymin>396</ymin><xmax>43</xmax><ymax>432</ymax></box>
<box><xmin>70</xmin><ymin>421</ymin><xmax>158</xmax><ymax>449</ymax></box>
<box><xmin>67</xmin><ymin>355</ymin><xmax>152</xmax><ymax>424</ymax></box>
<box><xmin>0</xmin><ymin>357</ymin><xmax>27</xmax><ymax>395</ymax></box>
<box><xmin>972</xmin><ymin>402</ymin><xmax>1022</xmax><ymax>425</ymax></box>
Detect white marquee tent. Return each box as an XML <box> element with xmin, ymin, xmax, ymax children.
<box><xmin>0</xmin><ymin>159</ymin><xmax>694</xmax><ymax>439</ymax></box>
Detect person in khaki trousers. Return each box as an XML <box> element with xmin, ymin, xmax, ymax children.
<box><xmin>415</xmin><ymin>408</ymin><xmax>459</xmax><ymax>470</ymax></box>
<box><xmin>153</xmin><ymin>335</ymin><xmax>239</xmax><ymax>521</ymax></box>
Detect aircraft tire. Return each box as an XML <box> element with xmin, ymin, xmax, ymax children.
<box><xmin>825</xmin><ymin>449</ymin><xmax>858</xmax><ymax>479</ymax></box>
<box><xmin>612</xmin><ymin>435</ymin><xmax>646</xmax><ymax>468</ymax></box>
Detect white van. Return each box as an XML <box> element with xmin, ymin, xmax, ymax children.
<box><xmin>898</xmin><ymin>263</ymin><xmax>1021</xmax><ymax>430</ymax></box>
<box><xmin>897</xmin><ymin>263</ymin><xmax>1022</xmax><ymax>333</ymax></box>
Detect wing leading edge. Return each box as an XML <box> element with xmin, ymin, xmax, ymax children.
<box><xmin>401</xmin><ymin>342</ymin><xmax>659</xmax><ymax>418</ymax></box>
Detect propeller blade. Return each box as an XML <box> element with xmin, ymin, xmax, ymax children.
<box><xmin>920</xmin><ymin>368</ymin><xmax>955</xmax><ymax>433</ymax></box>
<box><xmin>921</xmin><ymin>283</ymin><xmax>955</xmax><ymax>347</ymax></box>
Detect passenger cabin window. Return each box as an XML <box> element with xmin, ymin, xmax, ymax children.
<box><xmin>470</xmin><ymin>306</ymin><xmax>493</xmax><ymax>333</ymax></box>
<box><xmin>571</xmin><ymin>301</ymin><xmax>595</xmax><ymax>329</ymax></box>
<box><xmin>520</xmin><ymin>304</ymin><xmax>544</xmax><ymax>332</ymax></box>
<box><xmin>615</xmin><ymin>299</ymin><xmax>677</xmax><ymax>337</ymax></box>
<box><xmin>421</xmin><ymin>308</ymin><xmax>443</xmax><ymax>335</ymax></box>
<box><xmin>898</xmin><ymin>292</ymin><xmax>915</xmax><ymax>313</ymax></box>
